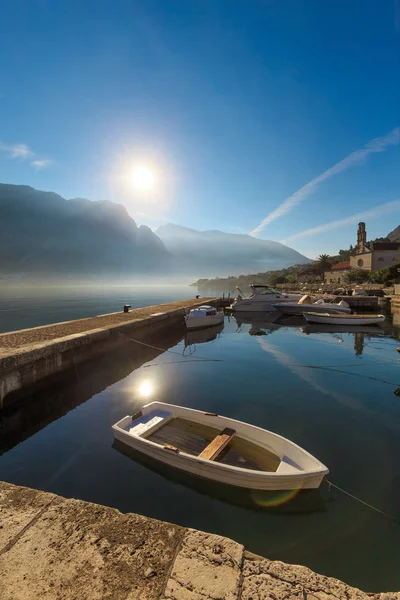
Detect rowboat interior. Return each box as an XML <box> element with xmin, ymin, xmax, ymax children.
<box><xmin>124</xmin><ymin>410</ymin><xmax>285</xmax><ymax>473</ymax></box>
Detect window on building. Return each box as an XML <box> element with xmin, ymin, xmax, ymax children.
<box><xmin>357</xmin><ymin>259</ymin><xmax>364</xmax><ymax>267</ymax></box>
<box><xmin>377</xmin><ymin>257</ymin><xmax>384</xmax><ymax>262</ymax></box>
<box><xmin>393</xmin><ymin>257</ymin><xmax>397</xmax><ymax>261</ymax></box>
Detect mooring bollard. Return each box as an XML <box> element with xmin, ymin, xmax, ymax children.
<box><xmin>123</xmin><ymin>305</ymin><xmax>131</xmax><ymax>313</ymax></box>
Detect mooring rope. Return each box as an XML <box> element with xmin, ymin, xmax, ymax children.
<box><xmin>324</xmin><ymin>479</ymin><xmax>400</xmax><ymax>525</ymax></box>
<box><xmin>117</xmin><ymin>331</ymin><xmax>223</xmax><ymax>363</ymax></box>
<box><xmin>114</xmin><ymin>332</ymin><xmax>400</xmax><ymax>524</ymax></box>
<box><xmin>117</xmin><ymin>331</ymin><xmax>400</xmax><ymax>384</ymax></box>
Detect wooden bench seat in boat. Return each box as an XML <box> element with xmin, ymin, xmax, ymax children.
<box><xmin>129</xmin><ymin>410</ymin><xmax>172</xmax><ymax>437</ymax></box>
<box><xmin>198</xmin><ymin>428</ymin><xmax>236</xmax><ymax>461</ymax></box>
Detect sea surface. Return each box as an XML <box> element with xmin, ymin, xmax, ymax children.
<box><xmin>1</xmin><ymin>289</ymin><xmax>400</xmax><ymax>591</ymax></box>
<box><xmin>0</xmin><ymin>285</ymin><xmax>195</xmax><ymax>333</ymax></box>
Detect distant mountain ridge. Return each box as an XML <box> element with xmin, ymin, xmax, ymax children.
<box><xmin>0</xmin><ymin>184</ymin><xmax>168</xmax><ymax>278</ymax></box>
<box><xmin>388</xmin><ymin>225</ymin><xmax>400</xmax><ymax>242</ymax></box>
<box><xmin>0</xmin><ymin>184</ymin><xmax>310</xmax><ymax>280</ymax></box>
<box><xmin>156</xmin><ymin>223</ymin><xmax>310</xmax><ymax>277</ymax></box>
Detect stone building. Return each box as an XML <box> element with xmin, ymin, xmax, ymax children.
<box><xmin>325</xmin><ymin>261</ymin><xmax>351</xmax><ymax>284</ymax></box>
<box><xmin>349</xmin><ymin>222</ymin><xmax>400</xmax><ymax>270</ymax></box>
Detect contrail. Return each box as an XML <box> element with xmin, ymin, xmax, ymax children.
<box><xmin>250</xmin><ymin>127</ymin><xmax>400</xmax><ymax>236</ymax></box>
<box><xmin>281</xmin><ymin>199</ymin><xmax>400</xmax><ymax>244</ymax></box>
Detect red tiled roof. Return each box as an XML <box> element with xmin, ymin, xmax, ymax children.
<box><xmin>331</xmin><ymin>261</ymin><xmax>351</xmax><ymax>270</ymax></box>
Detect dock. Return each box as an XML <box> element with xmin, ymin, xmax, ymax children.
<box><xmin>0</xmin><ymin>481</ymin><xmax>397</xmax><ymax>600</ymax></box>
<box><xmin>0</xmin><ymin>298</ymin><xmax>216</xmax><ymax>407</ymax></box>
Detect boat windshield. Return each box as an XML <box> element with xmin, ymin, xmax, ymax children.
<box><xmin>251</xmin><ymin>286</ymin><xmax>280</xmax><ymax>295</ymax></box>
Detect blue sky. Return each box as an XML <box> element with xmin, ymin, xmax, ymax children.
<box><xmin>0</xmin><ymin>0</ymin><xmax>399</xmax><ymax>258</ymax></box>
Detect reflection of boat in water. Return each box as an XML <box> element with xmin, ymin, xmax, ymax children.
<box><xmin>113</xmin><ymin>439</ymin><xmax>327</xmax><ymax>515</ymax></box>
<box><xmin>233</xmin><ymin>312</ymin><xmax>282</xmax><ymax>335</ymax></box>
<box><xmin>184</xmin><ymin>322</ymin><xmax>224</xmax><ymax>348</ymax></box>
<box><xmin>301</xmin><ymin>323</ymin><xmax>388</xmax><ymax>336</ymax></box>
<box><xmin>234</xmin><ymin>313</ymin><xmax>389</xmax><ymax>337</ymax></box>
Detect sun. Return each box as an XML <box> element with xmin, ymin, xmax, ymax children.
<box><xmin>131</xmin><ymin>165</ymin><xmax>156</xmax><ymax>192</ymax></box>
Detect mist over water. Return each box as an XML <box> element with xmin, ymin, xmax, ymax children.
<box><xmin>0</xmin><ymin>281</ymin><xmax>197</xmax><ymax>333</ymax></box>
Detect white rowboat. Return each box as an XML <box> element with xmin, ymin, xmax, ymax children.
<box><xmin>185</xmin><ymin>305</ymin><xmax>224</xmax><ymax>329</ymax></box>
<box><xmin>303</xmin><ymin>312</ymin><xmax>385</xmax><ymax>326</ymax></box>
<box><xmin>112</xmin><ymin>402</ymin><xmax>329</xmax><ymax>490</ymax></box>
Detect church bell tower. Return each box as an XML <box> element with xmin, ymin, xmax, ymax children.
<box><xmin>356</xmin><ymin>222</ymin><xmax>366</xmax><ymax>253</ymax></box>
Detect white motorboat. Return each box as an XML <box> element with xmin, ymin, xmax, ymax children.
<box><xmin>230</xmin><ymin>284</ymin><xmax>303</xmax><ymax>313</ymax></box>
<box><xmin>273</xmin><ymin>295</ymin><xmax>351</xmax><ymax>316</ymax></box>
<box><xmin>184</xmin><ymin>305</ymin><xmax>224</xmax><ymax>330</ymax></box>
<box><xmin>303</xmin><ymin>312</ymin><xmax>385</xmax><ymax>326</ymax></box>
<box><xmin>112</xmin><ymin>402</ymin><xmax>329</xmax><ymax>490</ymax></box>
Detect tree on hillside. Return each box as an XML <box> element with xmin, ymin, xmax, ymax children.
<box><xmin>269</xmin><ymin>273</ymin><xmax>286</xmax><ymax>286</ymax></box>
<box><xmin>285</xmin><ymin>274</ymin><xmax>297</xmax><ymax>284</ymax></box>
<box><xmin>338</xmin><ymin>248</ymin><xmax>351</xmax><ymax>261</ymax></box>
<box><xmin>344</xmin><ymin>269</ymin><xmax>370</xmax><ymax>284</ymax></box>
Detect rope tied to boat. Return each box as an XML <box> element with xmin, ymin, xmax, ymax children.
<box><xmin>117</xmin><ymin>331</ymin><xmax>224</xmax><ymax>363</ymax></box>
<box><xmin>116</xmin><ymin>332</ymin><xmax>400</xmax><ymax>385</ymax></box>
<box><xmin>324</xmin><ymin>478</ymin><xmax>400</xmax><ymax>525</ymax></box>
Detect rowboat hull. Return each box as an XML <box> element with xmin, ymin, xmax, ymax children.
<box><xmin>303</xmin><ymin>312</ymin><xmax>385</xmax><ymax>325</ymax></box>
<box><xmin>113</xmin><ymin>439</ymin><xmax>326</xmax><ymax>514</ymax></box>
<box><xmin>112</xmin><ymin>402</ymin><xmax>328</xmax><ymax>490</ymax></box>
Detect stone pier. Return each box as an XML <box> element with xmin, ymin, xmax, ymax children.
<box><xmin>0</xmin><ymin>298</ymin><xmax>215</xmax><ymax>407</ymax></box>
<box><xmin>0</xmin><ymin>482</ymin><xmax>398</xmax><ymax>600</ymax></box>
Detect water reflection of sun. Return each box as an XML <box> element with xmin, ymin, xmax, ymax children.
<box><xmin>138</xmin><ymin>380</ymin><xmax>153</xmax><ymax>398</ymax></box>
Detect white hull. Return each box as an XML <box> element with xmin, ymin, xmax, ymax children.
<box><xmin>273</xmin><ymin>303</ymin><xmax>351</xmax><ymax>315</ymax></box>
<box><xmin>112</xmin><ymin>402</ymin><xmax>328</xmax><ymax>490</ymax></box>
<box><xmin>185</xmin><ymin>312</ymin><xmax>224</xmax><ymax>329</ymax></box>
<box><xmin>232</xmin><ymin>294</ymin><xmax>303</xmax><ymax>312</ymax></box>
<box><xmin>303</xmin><ymin>312</ymin><xmax>385</xmax><ymax>325</ymax></box>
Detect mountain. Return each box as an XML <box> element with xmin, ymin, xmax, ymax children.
<box><xmin>156</xmin><ymin>223</ymin><xmax>310</xmax><ymax>277</ymax></box>
<box><xmin>0</xmin><ymin>185</ymin><xmax>310</xmax><ymax>280</ymax></box>
<box><xmin>387</xmin><ymin>225</ymin><xmax>400</xmax><ymax>242</ymax></box>
<box><xmin>0</xmin><ymin>184</ymin><xmax>169</xmax><ymax>278</ymax></box>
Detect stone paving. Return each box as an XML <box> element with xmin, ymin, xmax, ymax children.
<box><xmin>0</xmin><ymin>482</ymin><xmax>398</xmax><ymax>600</ymax></box>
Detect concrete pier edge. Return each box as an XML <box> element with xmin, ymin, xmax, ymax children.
<box><xmin>0</xmin><ymin>298</ymin><xmax>216</xmax><ymax>406</ymax></box>
<box><xmin>0</xmin><ymin>481</ymin><xmax>398</xmax><ymax>600</ymax></box>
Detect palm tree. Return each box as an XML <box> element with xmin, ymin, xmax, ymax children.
<box><xmin>316</xmin><ymin>254</ymin><xmax>332</xmax><ymax>281</ymax></box>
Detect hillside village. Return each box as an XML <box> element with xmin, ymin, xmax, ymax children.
<box><xmin>195</xmin><ymin>222</ymin><xmax>400</xmax><ymax>294</ymax></box>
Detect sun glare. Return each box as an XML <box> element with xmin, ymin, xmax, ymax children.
<box><xmin>131</xmin><ymin>165</ymin><xmax>156</xmax><ymax>192</ymax></box>
<box><xmin>138</xmin><ymin>380</ymin><xmax>153</xmax><ymax>397</ymax></box>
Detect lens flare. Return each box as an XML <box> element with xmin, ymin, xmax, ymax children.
<box><xmin>251</xmin><ymin>487</ymin><xmax>302</xmax><ymax>508</ymax></box>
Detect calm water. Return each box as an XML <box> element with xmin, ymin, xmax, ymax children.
<box><xmin>1</xmin><ymin>303</ymin><xmax>400</xmax><ymax>591</ymax></box>
<box><xmin>0</xmin><ymin>285</ymin><xmax>195</xmax><ymax>333</ymax></box>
